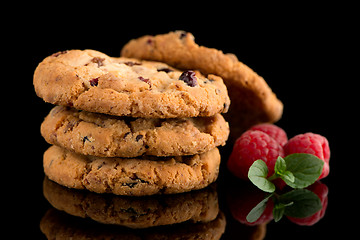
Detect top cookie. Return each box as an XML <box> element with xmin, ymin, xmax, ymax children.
<box><xmin>121</xmin><ymin>31</ymin><xmax>283</xmax><ymax>136</ymax></box>
<box><xmin>34</xmin><ymin>49</ymin><xmax>230</xmax><ymax>118</ymax></box>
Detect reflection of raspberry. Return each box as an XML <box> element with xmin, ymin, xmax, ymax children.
<box><xmin>284</xmin><ymin>133</ymin><xmax>330</xmax><ymax>179</ymax></box>
<box><xmin>227</xmin><ymin>130</ymin><xmax>285</xmax><ymax>179</ymax></box>
<box><xmin>250</xmin><ymin>123</ymin><xmax>288</xmax><ymax>147</ymax></box>
<box><xmin>287</xmin><ymin>181</ymin><xmax>328</xmax><ymax>226</ymax></box>
<box><xmin>227</xmin><ymin>182</ymin><xmax>274</xmax><ymax>226</ymax></box>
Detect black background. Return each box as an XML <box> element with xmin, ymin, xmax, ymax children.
<box><xmin>5</xmin><ymin>4</ymin><xmax>356</xmax><ymax>239</ymax></box>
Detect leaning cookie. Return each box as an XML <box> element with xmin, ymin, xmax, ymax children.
<box><xmin>41</xmin><ymin>106</ymin><xmax>229</xmax><ymax>157</ymax></box>
<box><xmin>43</xmin><ymin>145</ymin><xmax>220</xmax><ymax>196</ymax></box>
<box><xmin>34</xmin><ymin>49</ymin><xmax>230</xmax><ymax>118</ymax></box>
<box><xmin>121</xmin><ymin>31</ymin><xmax>283</xmax><ymax>136</ymax></box>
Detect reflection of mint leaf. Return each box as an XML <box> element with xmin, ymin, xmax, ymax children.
<box><xmin>273</xmin><ymin>204</ymin><xmax>286</xmax><ymax>222</ymax></box>
<box><xmin>279</xmin><ymin>189</ymin><xmax>322</xmax><ymax>218</ymax></box>
<box><xmin>273</xmin><ymin>201</ymin><xmax>294</xmax><ymax>222</ymax></box>
<box><xmin>248</xmin><ymin>160</ymin><xmax>275</xmax><ymax>193</ymax></box>
<box><xmin>246</xmin><ymin>189</ymin><xmax>322</xmax><ymax>224</ymax></box>
<box><xmin>246</xmin><ymin>193</ymin><xmax>273</xmax><ymax>223</ymax></box>
<box><xmin>284</xmin><ymin>153</ymin><xmax>324</xmax><ymax>189</ymax></box>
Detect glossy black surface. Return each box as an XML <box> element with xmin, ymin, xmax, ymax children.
<box><xmin>9</xmin><ymin>7</ymin><xmax>354</xmax><ymax>239</ymax></box>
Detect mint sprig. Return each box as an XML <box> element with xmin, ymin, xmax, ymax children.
<box><xmin>246</xmin><ymin>189</ymin><xmax>322</xmax><ymax>223</ymax></box>
<box><xmin>248</xmin><ymin>153</ymin><xmax>324</xmax><ymax>193</ymax></box>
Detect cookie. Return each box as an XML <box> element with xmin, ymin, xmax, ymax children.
<box><xmin>41</xmin><ymin>106</ymin><xmax>229</xmax><ymax>157</ymax></box>
<box><xmin>121</xmin><ymin>31</ymin><xmax>283</xmax><ymax>137</ymax></box>
<box><xmin>43</xmin><ymin>145</ymin><xmax>220</xmax><ymax>196</ymax></box>
<box><xmin>34</xmin><ymin>49</ymin><xmax>230</xmax><ymax>118</ymax></box>
<box><xmin>43</xmin><ymin>177</ymin><xmax>219</xmax><ymax>228</ymax></box>
<box><xmin>41</xmin><ymin>208</ymin><xmax>226</xmax><ymax>239</ymax></box>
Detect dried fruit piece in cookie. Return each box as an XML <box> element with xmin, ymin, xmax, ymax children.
<box><xmin>34</xmin><ymin>49</ymin><xmax>230</xmax><ymax>118</ymax></box>
<box><xmin>179</xmin><ymin>70</ymin><xmax>198</xmax><ymax>87</ymax></box>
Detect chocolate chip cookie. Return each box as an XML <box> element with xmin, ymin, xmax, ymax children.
<box><xmin>43</xmin><ymin>145</ymin><xmax>220</xmax><ymax>196</ymax></box>
<box><xmin>41</xmin><ymin>106</ymin><xmax>229</xmax><ymax>157</ymax></box>
<box><xmin>121</xmin><ymin>31</ymin><xmax>283</xmax><ymax>137</ymax></box>
<box><xmin>34</xmin><ymin>49</ymin><xmax>230</xmax><ymax>118</ymax></box>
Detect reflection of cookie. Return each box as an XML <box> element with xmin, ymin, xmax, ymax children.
<box><xmin>34</xmin><ymin>49</ymin><xmax>230</xmax><ymax>118</ymax></box>
<box><xmin>43</xmin><ymin>177</ymin><xmax>219</xmax><ymax>228</ymax></box>
<box><xmin>40</xmin><ymin>208</ymin><xmax>226</xmax><ymax>239</ymax></box>
<box><xmin>121</xmin><ymin>31</ymin><xmax>283</xmax><ymax>137</ymax></box>
<box><xmin>43</xmin><ymin>146</ymin><xmax>220</xmax><ymax>196</ymax></box>
<box><xmin>41</xmin><ymin>106</ymin><xmax>229</xmax><ymax>157</ymax></box>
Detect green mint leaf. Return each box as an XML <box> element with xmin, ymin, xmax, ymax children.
<box><xmin>274</xmin><ymin>156</ymin><xmax>287</xmax><ymax>175</ymax></box>
<box><xmin>281</xmin><ymin>171</ymin><xmax>295</xmax><ymax>184</ymax></box>
<box><xmin>273</xmin><ymin>156</ymin><xmax>295</xmax><ymax>184</ymax></box>
<box><xmin>246</xmin><ymin>193</ymin><xmax>273</xmax><ymax>223</ymax></box>
<box><xmin>279</xmin><ymin>189</ymin><xmax>322</xmax><ymax>218</ymax></box>
<box><xmin>248</xmin><ymin>160</ymin><xmax>276</xmax><ymax>193</ymax></box>
<box><xmin>284</xmin><ymin>153</ymin><xmax>324</xmax><ymax>189</ymax></box>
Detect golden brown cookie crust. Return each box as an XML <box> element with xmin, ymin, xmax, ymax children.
<box><xmin>34</xmin><ymin>49</ymin><xmax>230</xmax><ymax>118</ymax></box>
<box><xmin>43</xmin><ymin>145</ymin><xmax>220</xmax><ymax>196</ymax></box>
<box><xmin>41</xmin><ymin>106</ymin><xmax>229</xmax><ymax>157</ymax></box>
<box><xmin>121</xmin><ymin>31</ymin><xmax>283</xmax><ymax>136</ymax></box>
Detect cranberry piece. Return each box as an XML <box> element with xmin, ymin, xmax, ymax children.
<box><xmin>179</xmin><ymin>31</ymin><xmax>187</xmax><ymax>39</ymax></box>
<box><xmin>138</xmin><ymin>76</ymin><xmax>151</xmax><ymax>87</ymax></box>
<box><xmin>179</xmin><ymin>70</ymin><xmax>198</xmax><ymax>87</ymax></box>
<box><xmin>91</xmin><ymin>57</ymin><xmax>105</xmax><ymax>67</ymax></box>
<box><xmin>124</xmin><ymin>61</ymin><xmax>142</xmax><ymax>66</ymax></box>
<box><xmin>51</xmin><ymin>51</ymin><xmax>68</xmax><ymax>57</ymax></box>
<box><xmin>89</xmin><ymin>77</ymin><xmax>99</xmax><ymax>87</ymax></box>
<box><xmin>146</xmin><ymin>38</ymin><xmax>153</xmax><ymax>45</ymax></box>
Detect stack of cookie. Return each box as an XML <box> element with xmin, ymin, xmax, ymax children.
<box><xmin>34</xmin><ymin>49</ymin><xmax>230</xmax><ymax>196</ymax></box>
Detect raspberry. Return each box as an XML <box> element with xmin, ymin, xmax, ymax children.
<box><xmin>227</xmin><ymin>130</ymin><xmax>285</xmax><ymax>180</ymax></box>
<box><xmin>250</xmin><ymin>123</ymin><xmax>288</xmax><ymax>147</ymax></box>
<box><xmin>284</xmin><ymin>133</ymin><xmax>330</xmax><ymax>179</ymax></box>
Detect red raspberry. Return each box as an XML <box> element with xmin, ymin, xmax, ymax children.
<box><xmin>227</xmin><ymin>130</ymin><xmax>285</xmax><ymax>180</ymax></box>
<box><xmin>284</xmin><ymin>133</ymin><xmax>330</xmax><ymax>179</ymax></box>
<box><xmin>250</xmin><ymin>123</ymin><xmax>288</xmax><ymax>147</ymax></box>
